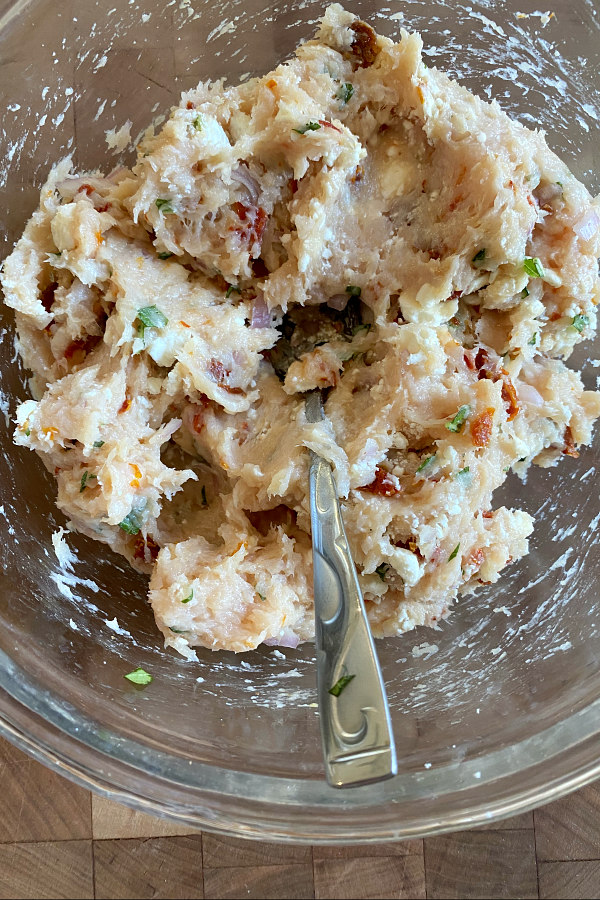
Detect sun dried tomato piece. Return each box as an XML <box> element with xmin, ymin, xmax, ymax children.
<box><xmin>563</xmin><ymin>425</ymin><xmax>579</xmax><ymax>458</ymax></box>
<box><xmin>360</xmin><ymin>466</ymin><xmax>403</xmax><ymax>497</ymax></box>
<box><xmin>231</xmin><ymin>202</ymin><xmax>268</xmax><ymax>248</ymax></box>
<box><xmin>207</xmin><ymin>359</ymin><xmax>244</xmax><ymax>395</ymax></box>
<box><xmin>77</xmin><ymin>183</ymin><xmax>95</xmax><ymax>196</ymax></box>
<box><xmin>470</xmin><ymin>408</ymin><xmax>495</xmax><ymax>448</ymax></box>
<box><xmin>501</xmin><ymin>372</ymin><xmax>520</xmax><ymax>421</ymax></box>
<box><xmin>350</xmin><ymin>21</ymin><xmax>380</xmax><ymax>68</ymax></box>
<box><xmin>118</xmin><ymin>395</ymin><xmax>131</xmax><ymax>414</ymax></box>
<box><xmin>133</xmin><ymin>533</ymin><xmax>160</xmax><ymax>562</ymax></box>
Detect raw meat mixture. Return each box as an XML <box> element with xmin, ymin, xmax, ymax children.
<box><xmin>2</xmin><ymin>5</ymin><xmax>599</xmax><ymax>657</ymax></box>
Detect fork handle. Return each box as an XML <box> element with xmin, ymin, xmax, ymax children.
<box><xmin>309</xmin><ymin>450</ymin><xmax>397</xmax><ymax>788</ymax></box>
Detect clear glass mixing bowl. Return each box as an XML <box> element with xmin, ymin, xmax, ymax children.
<box><xmin>0</xmin><ymin>0</ymin><xmax>599</xmax><ymax>843</ymax></box>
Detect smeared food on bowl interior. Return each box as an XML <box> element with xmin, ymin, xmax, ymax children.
<box><xmin>2</xmin><ymin>4</ymin><xmax>599</xmax><ymax>657</ymax></box>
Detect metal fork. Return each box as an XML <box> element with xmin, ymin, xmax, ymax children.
<box><xmin>306</xmin><ymin>392</ymin><xmax>397</xmax><ymax>788</ymax></box>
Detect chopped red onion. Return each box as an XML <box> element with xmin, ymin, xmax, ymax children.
<box><xmin>231</xmin><ymin>165</ymin><xmax>260</xmax><ymax>205</ymax></box>
<box><xmin>534</xmin><ymin>182</ymin><xmax>563</xmax><ymax>206</ymax></box>
<box><xmin>251</xmin><ymin>293</ymin><xmax>271</xmax><ymax>328</ymax></box>
<box><xmin>327</xmin><ymin>293</ymin><xmax>349</xmax><ymax>311</ymax></box>
<box><xmin>573</xmin><ymin>209</ymin><xmax>600</xmax><ymax>242</ymax></box>
<box><xmin>264</xmin><ymin>630</ymin><xmax>300</xmax><ymax>649</ymax></box>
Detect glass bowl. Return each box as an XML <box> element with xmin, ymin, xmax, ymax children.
<box><xmin>0</xmin><ymin>0</ymin><xmax>599</xmax><ymax>843</ymax></box>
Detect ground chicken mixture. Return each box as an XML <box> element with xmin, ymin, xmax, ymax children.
<box><xmin>2</xmin><ymin>5</ymin><xmax>599</xmax><ymax>657</ymax></box>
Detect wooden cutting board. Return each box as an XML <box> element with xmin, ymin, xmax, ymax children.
<box><xmin>0</xmin><ymin>735</ymin><xmax>598</xmax><ymax>899</ymax></box>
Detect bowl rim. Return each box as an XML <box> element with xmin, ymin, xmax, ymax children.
<box><xmin>2</xmin><ymin>648</ymin><xmax>600</xmax><ymax>843</ymax></box>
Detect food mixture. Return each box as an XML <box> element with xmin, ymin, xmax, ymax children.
<box><xmin>2</xmin><ymin>5</ymin><xmax>599</xmax><ymax>658</ymax></box>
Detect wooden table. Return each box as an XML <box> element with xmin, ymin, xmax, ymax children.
<box><xmin>0</xmin><ymin>735</ymin><xmax>598</xmax><ymax>900</ymax></box>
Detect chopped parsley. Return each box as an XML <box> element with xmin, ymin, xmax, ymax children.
<box><xmin>93</xmin><ymin>440</ymin><xmax>105</xmax><ymax>448</ymax></box>
<box><xmin>328</xmin><ymin>673</ymin><xmax>355</xmax><ymax>697</ymax></box>
<box><xmin>445</xmin><ymin>405</ymin><xmax>471</xmax><ymax>433</ymax></box>
<box><xmin>455</xmin><ymin>466</ymin><xmax>470</xmax><ymax>479</ymax></box>
<box><xmin>572</xmin><ymin>313</ymin><xmax>589</xmax><ymax>333</ymax></box>
<box><xmin>346</xmin><ymin>285</ymin><xmax>361</xmax><ymax>297</ymax></box>
<box><xmin>79</xmin><ymin>470</ymin><xmax>96</xmax><ymax>493</ymax></box>
<box><xmin>157</xmin><ymin>251</ymin><xmax>173</xmax><ymax>260</ymax></box>
<box><xmin>124</xmin><ymin>667</ymin><xmax>153</xmax><ymax>685</ymax></box>
<box><xmin>256</xmin><ymin>591</ymin><xmax>266</xmax><ymax>602</ymax></box>
<box><xmin>138</xmin><ymin>305</ymin><xmax>168</xmax><ymax>329</ymax></box>
<box><xmin>416</xmin><ymin>454</ymin><xmax>436</xmax><ymax>473</ymax></box>
<box><xmin>24</xmin><ymin>428</ymin><xmax>31</xmax><ymax>437</ymax></box>
<box><xmin>182</xmin><ymin>590</ymin><xmax>194</xmax><ymax>604</ymax></box>
<box><xmin>521</xmin><ymin>287</ymin><xmax>530</xmax><ymax>299</ymax></box>
<box><xmin>119</xmin><ymin>508</ymin><xmax>145</xmax><ymax>535</ymax></box>
<box><xmin>472</xmin><ymin>249</ymin><xmax>486</xmax><ymax>265</ymax></box>
<box><xmin>528</xmin><ymin>332</ymin><xmax>538</xmax><ymax>346</ymax></box>
<box><xmin>137</xmin><ymin>306</ymin><xmax>168</xmax><ymax>342</ymax></box>
<box><xmin>375</xmin><ymin>562</ymin><xmax>390</xmax><ymax>581</ymax></box>
<box><xmin>155</xmin><ymin>198</ymin><xmax>174</xmax><ymax>214</ymax></box>
<box><xmin>201</xmin><ymin>485</ymin><xmax>208</xmax><ymax>507</ymax></box>
<box><xmin>169</xmin><ymin>626</ymin><xmax>187</xmax><ymax>634</ymax></box>
<box><xmin>292</xmin><ymin>121</ymin><xmax>321</xmax><ymax>135</ymax></box>
<box><xmin>523</xmin><ymin>256</ymin><xmax>544</xmax><ymax>278</ymax></box>
<box><xmin>226</xmin><ymin>284</ymin><xmax>241</xmax><ymax>298</ymax></box>
<box><xmin>192</xmin><ymin>114</ymin><xmax>204</xmax><ymax>131</ymax></box>
<box><xmin>448</xmin><ymin>543</ymin><xmax>460</xmax><ymax>561</ymax></box>
<box><xmin>336</xmin><ymin>82</ymin><xmax>354</xmax><ymax>104</ymax></box>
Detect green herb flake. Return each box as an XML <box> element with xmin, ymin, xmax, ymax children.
<box><xmin>155</xmin><ymin>198</ymin><xmax>174</xmax><ymax>214</ymax></box>
<box><xmin>292</xmin><ymin>121</ymin><xmax>321</xmax><ymax>135</ymax></box>
<box><xmin>119</xmin><ymin>509</ymin><xmax>144</xmax><ymax>535</ymax></box>
<box><xmin>455</xmin><ymin>466</ymin><xmax>470</xmax><ymax>478</ymax></box>
<box><xmin>201</xmin><ymin>485</ymin><xmax>208</xmax><ymax>508</ymax></box>
<box><xmin>521</xmin><ymin>287</ymin><xmax>530</xmax><ymax>298</ymax></box>
<box><xmin>192</xmin><ymin>114</ymin><xmax>204</xmax><ymax>132</ymax></box>
<box><xmin>79</xmin><ymin>470</ymin><xmax>96</xmax><ymax>493</ymax></box>
<box><xmin>572</xmin><ymin>313</ymin><xmax>589</xmax><ymax>333</ymax></box>
<box><xmin>352</xmin><ymin>323</ymin><xmax>371</xmax><ymax>337</ymax></box>
<box><xmin>93</xmin><ymin>440</ymin><xmax>105</xmax><ymax>448</ymax></box>
<box><xmin>256</xmin><ymin>591</ymin><xmax>266</xmax><ymax>602</ymax></box>
<box><xmin>137</xmin><ymin>305</ymin><xmax>168</xmax><ymax>329</ymax></box>
<box><xmin>523</xmin><ymin>256</ymin><xmax>545</xmax><ymax>278</ymax></box>
<box><xmin>124</xmin><ymin>667</ymin><xmax>153</xmax><ymax>685</ymax></box>
<box><xmin>169</xmin><ymin>626</ymin><xmax>187</xmax><ymax>634</ymax></box>
<box><xmin>181</xmin><ymin>590</ymin><xmax>194</xmax><ymax>604</ymax></box>
<box><xmin>346</xmin><ymin>285</ymin><xmax>361</xmax><ymax>297</ymax></box>
<box><xmin>51</xmin><ymin>250</ymin><xmax>62</xmax><ymax>257</ymax></box>
<box><xmin>375</xmin><ymin>562</ymin><xmax>390</xmax><ymax>582</ymax></box>
<box><xmin>445</xmin><ymin>404</ymin><xmax>471</xmax><ymax>433</ymax></box>
<box><xmin>448</xmin><ymin>543</ymin><xmax>460</xmax><ymax>562</ymax></box>
<box><xmin>472</xmin><ymin>249</ymin><xmax>486</xmax><ymax>265</ymax></box>
<box><xmin>528</xmin><ymin>332</ymin><xmax>538</xmax><ymax>346</ymax></box>
<box><xmin>225</xmin><ymin>284</ymin><xmax>241</xmax><ymax>298</ymax></box>
<box><xmin>416</xmin><ymin>454</ymin><xmax>436</xmax><ymax>473</ymax></box>
<box><xmin>24</xmin><ymin>428</ymin><xmax>31</xmax><ymax>437</ymax></box>
<box><xmin>157</xmin><ymin>251</ymin><xmax>173</xmax><ymax>260</ymax></box>
<box><xmin>336</xmin><ymin>82</ymin><xmax>354</xmax><ymax>104</ymax></box>
<box><xmin>328</xmin><ymin>673</ymin><xmax>355</xmax><ymax>697</ymax></box>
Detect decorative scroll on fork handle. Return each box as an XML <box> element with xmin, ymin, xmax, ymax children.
<box><xmin>306</xmin><ymin>393</ymin><xmax>397</xmax><ymax>788</ymax></box>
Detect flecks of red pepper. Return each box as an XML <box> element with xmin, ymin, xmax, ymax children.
<box><xmin>563</xmin><ymin>425</ymin><xmax>579</xmax><ymax>458</ymax></box>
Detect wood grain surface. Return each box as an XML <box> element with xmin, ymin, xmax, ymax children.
<box><xmin>0</xmin><ymin>737</ymin><xmax>599</xmax><ymax>900</ymax></box>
